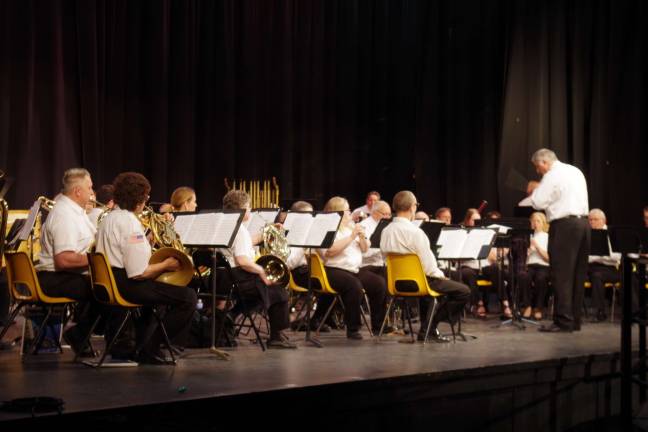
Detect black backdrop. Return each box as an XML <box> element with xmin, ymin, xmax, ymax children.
<box><xmin>0</xmin><ymin>0</ymin><xmax>646</xmax><ymax>224</ymax></box>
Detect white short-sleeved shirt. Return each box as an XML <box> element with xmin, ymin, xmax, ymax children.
<box><xmin>320</xmin><ymin>226</ymin><xmax>363</xmax><ymax>273</ymax></box>
<box><xmin>286</xmin><ymin>247</ymin><xmax>307</xmax><ymax>270</ymax></box>
<box><xmin>527</xmin><ymin>231</ymin><xmax>550</xmax><ymax>266</ymax></box>
<box><xmin>96</xmin><ymin>208</ymin><xmax>151</xmax><ymax>278</ymax></box>
<box><xmin>380</xmin><ymin>217</ymin><xmax>445</xmax><ymax>279</ymax></box>
<box><xmin>218</xmin><ymin>225</ymin><xmax>255</xmax><ymax>268</ymax></box>
<box><xmin>359</xmin><ymin>216</ymin><xmax>383</xmax><ymax>267</ymax></box>
<box><xmin>37</xmin><ymin>194</ymin><xmax>97</xmax><ymax>273</ymax></box>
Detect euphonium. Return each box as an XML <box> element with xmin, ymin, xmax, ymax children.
<box><xmin>256</xmin><ymin>224</ymin><xmax>291</xmax><ymax>287</ymax></box>
<box><xmin>137</xmin><ymin>206</ymin><xmax>193</xmax><ymax>287</ymax></box>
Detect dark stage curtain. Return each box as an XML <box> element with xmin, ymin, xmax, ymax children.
<box><xmin>0</xmin><ymin>0</ymin><xmax>645</xmax><ymax>224</ymax></box>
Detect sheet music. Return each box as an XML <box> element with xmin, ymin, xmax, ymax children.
<box><xmin>461</xmin><ymin>229</ymin><xmax>496</xmax><ymax>258</ymax></box>
<box><xmin>215</xmin><ymin>213</ymin><xmax>243</xmax><ymax>246</ymax></box>
<box><xmin>306</xmin><ymin>213</ymin><xmax>341</xmax><ymax>245</ymax></box>
<box><xmin>17</xmin><ymin>200</ymin><xmax>41</xmax><ymax>241</ymax></box>
<box><xmin>487</xmin><ymin>224</ymin><xmax>511</xmax><ymax>234</ymax></box>
<box><xmin>411</xmin><ymin>219</ymin><xmax>424</xmax><ymax>227</ymax></box>
<box><xmin>174</xmin><ymin>212</ymin><xmax>241</xmax><ymax>246</ymax></box>
<box><xmin>436</xmin><ymin>230</ymin><xmax>467</xmax><ymax>259</ymax></box>
<box><xmin>284</xmin><ymin>213</ymin><xmax>314</xmax><ymax>245</ymax></box>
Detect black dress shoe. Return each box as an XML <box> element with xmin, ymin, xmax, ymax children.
<box><xmin>136</xmin><ymin>350</ymin><xmax>175</xmax><ymax>365</ymax></box>
<box><xmin>594</xmin><ymin>310</ymin><xmax>607</xmax><ymax>322</ymax></box>
<box><xmin>63</xmin><ymin>327</ymin><xmax>96</xmax><ymax>358</ymax></box>
<box><xmin>267</xmin><ymin>338</ymin><xmax>298</xmax><ymax>349</ymax></box>
<box><xmin>417</xmin><ymin>328</ymin><xmax>451</xmax><ymax>343</ymax></box>
<box><xmin>346</xmin><ymin>330</ymin><xmax>363</xmax><ymax>340</ymax></box>
<box><xmin>538</xmin><ymin>324</ymin><xmax>572</xmax><ymax>333</ymax></box>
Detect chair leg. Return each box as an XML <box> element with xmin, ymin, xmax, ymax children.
<box><xmin>93</xmin><ymin>310</ymin><xmax>132</xmax><ymax>368</ymax></box>
<box><xmin>362</xmin><ymin>293</ymin><xmax>373</xmax><ymax>337</ymax></box>
<box><xmin>153</xmin><ymin>308</ymin><xmax>176</xmax><ymax>363</ymax></box>
<box><xmin>75</xmin><ymin>314</ymin><xmax>102</xmax><ymax>363</ymax></box>
<box><xmin>30</xmin><ymin>307</ymin><xmax>54</xmax><ymax>355</ymax></box>
<box><xmin>376</xmin><ymin>297</ymin><xmax>394</xmax><ymax>341</ymax></box>
<box><xmin>0</xmin><ymin>301</ymin><xmax>26</xmax><ymax>341</ymax></box>
<box><xmin>611</xmin><ymin>286</ymin><xmax>616</xmax><ymax>323</ymax></box>
<box><xmin>317</xmin><ymin>296</ymin><xmax>338</xmax><ymax>334</ymax></box>
<box><xmin>423</xmin><ymin>299</ymin><xmax>438</xmax><ymax>345</ymax></box>
<box><xmin>405</xmin><ymin>301</ymin><xmax>415</xmax><ymax>343</ymax></box>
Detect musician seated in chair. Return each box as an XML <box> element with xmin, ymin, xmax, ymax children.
<box><xmin>381</xmin><ymin>191</ymin><xmax>470</xmax><ymax>342</ymax></box>
<box><xmin>96</xmin><ymin>172</ymin><xmax>197</xmax><ymax>364</ymax></box>
<box><xmin>319</xmin><ymin>196</ymin><xmax>388</xmax><ymax>340</ymax></box>
<box><xmin>217</xmin><ymin>190</ymin><xmax>296</xmax><ymax>349</ymax></box>
<box><xmin>434</xmin><ymin>207</ymin><xmax>452</xmax><ymax>225</ymax></box>
<box><xmin>36</xmin><ymin>168</ymin><xmax>105</xmax><ymax>357</ymax></box>
<box><xmin>459</xmin><ymin>208</ymin><xmax>510</xmax><ymax>319</ymax></box>
<box><xmin>587</xmin><ymin>208</ymin><xmax>621</xmax><ymax>322</ymax></box>
<box><xmin>517</xmin><ymin>212</ymin><xmax>551</xmax><ymax>321</ymax></box>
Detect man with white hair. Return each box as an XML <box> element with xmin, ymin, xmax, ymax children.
<box><xmin>587</xmin><ymin>208</ymin><xmax>621</xmax><ymax>322</ymax></box>
<box><xmin>37</xmin><ymin>168</ymin><xmax>101</xmax><ymax>356</ymax></box>
<box><xmin>359</xmin><ymin>200</ymin><xmax>391</xmax><ymax>272</ymax></box>
<box><xmin>530</xmin><ymin>149</ymin><xmax>590</xmax><ymax>332</ymax></box>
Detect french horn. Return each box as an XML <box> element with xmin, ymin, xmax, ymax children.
<box><xmin>256</xmin><ymin>224</ymin><xmax>290</xmax><ymax>287</ymax></box>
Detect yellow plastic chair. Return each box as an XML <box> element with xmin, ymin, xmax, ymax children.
<box><xmin>381</xmin><ymin>253</ymin><xmax>446</xmax><ymax>344</ymax></box>
<box><xmin>310</xmin><ymin>253</ymin><xmax>372</xmax><ymax>335</ymax></box>
<box><xmin>0</xmin><ymin>251</ymin><xmax>76</xmax><ymax>355</ymax></box>
<box><xmin>85</xmin><ymin>252</ymin><xmax>175</xmax><ymax>367</ymax></box>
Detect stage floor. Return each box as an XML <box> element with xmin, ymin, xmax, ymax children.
<box><xmin>0</xmin><ymin>317</ymin><xmax>631</xmax><ymax>425</ymax></box>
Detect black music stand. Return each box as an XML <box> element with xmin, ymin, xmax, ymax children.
<box><xmin>283</xmin><ymin>211</ymin><xmax>342</xmax><ymax>348</ymax></box>
<box><xmin>437</xmin><ymin>226</ymin><xmax>497</xmax><ymax>340</ymax></box>
<box><xmin>174</xmin><ymin>209</ymin><xmax>245</xmax><ymax>360</ymax></box>
<box><xmin>482</xmin><ymin>218</ymin><xmax>536</xmax><ymax>330</ymax></box>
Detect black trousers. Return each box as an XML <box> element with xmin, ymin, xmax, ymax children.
<box><xmin>112</xmin><ymin>268</ymin><xmax>197</xmax><ymax>352</ymax></box>
<box><xmin>460</xmin><ymin>264</ymin><xmax>507</xmax><ymax>306</ymax></box>
<box><xmin>223</xmin><ymin>267</ymin><xmax>290</xmax><ymax>337</ymax></box>
<box><xmin>588</xmin><ymin>263</ymin><xmax>620</xmax><ymax>312</ymax></box>
<box><xmin>420</xmin><ymin>278</ymin><xmax>470</xmax><ymax>330</ymax></box>
<box><xmin>321</xmin><ymin>267</ymin><xmax>387</xmax><ymax>332</ymax></box>
<box><xmin>517</xmin><ymin>264</ymin><xmax>551</xmax><ymax>308</ymax></box>
<box><xmin>548</xmin><ymin>217</ymin><xmax>590</xmax><ymax>329</ymax></box>
<box><xmin>36</xmin><ymin>271</ymin><xmax>103</xmax><ymax>335</ymax></box>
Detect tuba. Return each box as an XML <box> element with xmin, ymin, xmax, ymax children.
<box><xmin>256</xmin><ymin>224</ymin><xmax>291</xmax><ymax>287</ymax></box>
<box><xmin>137</xmin><ymin>206</ymin><xmax>194</xmax><ymax>287</ymax></box>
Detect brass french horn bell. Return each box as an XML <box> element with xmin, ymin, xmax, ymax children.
<box><xmin>149</xmin><ymin>247</ymin><xmax>194</xmax><ymax>287</ymax></box>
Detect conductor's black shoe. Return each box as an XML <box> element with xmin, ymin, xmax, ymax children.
<box><xmin>136</xmin><ymin>350</ymin><xmax>174</xmax><ymax>365</ymax></box>
<box><xmin>346</xmin><ymin>330</ymin><xmax>363</xmax><ymax>340</ymax></box>
<box><xmin>418</xmin><ymin>328</ymin><xmax>451</xmax><ymax>343</ymax></box>
<box><xmin>373</xmin><ymin>325</ymin><xmax>395</xmax><ymax>335</ymax></box>
<box><xmin>538</xmin><ymin>324</ymin><xmax>572</xmax><ymax>333</ymax></box>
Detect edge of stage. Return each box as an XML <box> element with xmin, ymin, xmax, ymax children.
<box><xmin>0</xmin><ymin>319</ymin><xmax>641</xmax><ymax>431</ymax></box>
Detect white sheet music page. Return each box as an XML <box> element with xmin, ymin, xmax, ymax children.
<box><xmin>436</xmin><ymin>229</ymin><xmax>467</xmax><ymax>259</ymax></box>
<box><xmin>214</xmin><ymin>213</ymin><xmax>243</xmax><ymax>246</ymax></box>
<box><xmin>183</xmin><ymin>213</ymin><xmax>222</xmax><ymax>245</ymax></box>
<box><xmin>18</xmin><ymin>200</ymin><xmax>41</xmax><ymax>241</ymax></box>
<box><xmin>305</xmin><ymin>213</ymin><xmax>341</xmax><ymax>246</ymax></box>
<box><xmin>283</xmin><ymin>213</ymin><xmax>314</xmax><ymax>245</ymax></box>
<box><xmin>173</xmin><ymin>214</ymin><xmax>195</xmax><ymax>242</ymax></box>
<box><xmin>487</xmin><ymin>224</ymin><xmax>511</xmax><ymax>234</ymax></box>
<box><xmin>246</xmin><ymin>212</ymin><xmax>267</xmax><ymax>236</ymax></box>
<box><xmin>460</xmin><ymin>229</ymin><xmax>496</xmax><ymax>259</ymax></box>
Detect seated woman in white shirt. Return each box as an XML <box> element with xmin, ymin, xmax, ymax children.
<box><xmin>517</xmin><ymin>212</ymin><xmax>551</xmax><ymax>320</ymax></box>
<box><xmin>96</xmin><ymin>172</ymin><xmax>197</xmax><ymax>364</ymax></box>
<box><xmin>217</xmin><ymin>190</ymin><xmax>296</xmax><ymax>349</ymax></box>
<box><xmin>458</xmin><ymin>208</ymin><xmax>508</xmax><ymax>318</ymax></box>
<box><xmin>319</xmin><ymin>196</ymin><xmax>387</xmax><ymax>340</ymax></box>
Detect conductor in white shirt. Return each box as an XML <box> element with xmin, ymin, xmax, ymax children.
<box><xmin>530</xmin><ymin>149</ymin><xmax>590</xmax><ymax>332</ymax></box>
<box><xmin>380</xmin><ymin>191</ymin><xmax>470</xmax><ymax>342</ymax></box>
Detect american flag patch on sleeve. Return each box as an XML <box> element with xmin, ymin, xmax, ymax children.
<box><xmin>128</xmin><ymin>233</ymin><xmax>145</xmax><ymax>244</ymax></box>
